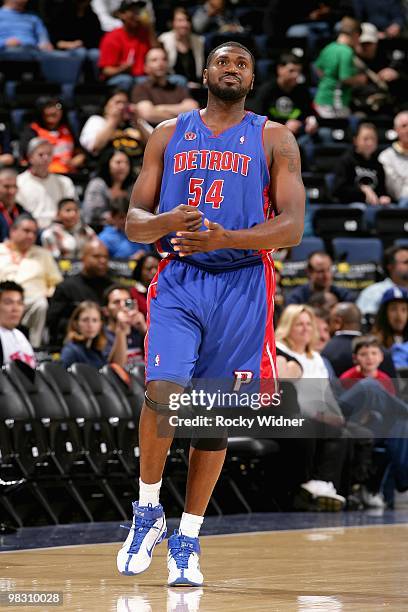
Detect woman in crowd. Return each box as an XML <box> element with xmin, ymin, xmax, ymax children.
<box><xmin>275</xmin><ymin>304</ymin><xmax>348</xmax><ymax>509</ymax></box>
<box><xmin>158</xmin><ymin>7</ymin><xmax>205</xmax><ymax>86</ymax></box>
<box><xmin>373</xmin><ymin>287</ymin><xmax>408</xmax><ymax>350</ymax></box>
<box><xmin>130</xmin><ymin>252</ymin><xmax>160</xmax><ymax>316</ymax></box>
<box><xmin>20</xmin><ymin>96</ymin><xmax>85</xmax><ymax>174</ymax></box>
<box><xmin>331</xmin><ymin>122</ymin><xmax>392</xmax><ymax>207</ymax></box>
<box><xmin>82</xmin><ymin>149</ymin><xmax>134</xmax><ymax>229</ymax></box>
<box><xmin>61</xmin><ymin>300</ymin><xmax>127</xmax><ymax>368</ymax></box>
<box><xmin>79</xmin><ymin>89</ymin><xmax>151</xmax><ymax>166</ymax></box>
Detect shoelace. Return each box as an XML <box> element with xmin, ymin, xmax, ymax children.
<box><xmin>121</xmin><ymin>519</ymin><xmax>159</xmax><ymax>554</ymax></box>
<box><xmin>169</xmin><ymin>540</ymin><xmax>194</xmax><ymax>569</ymax></box>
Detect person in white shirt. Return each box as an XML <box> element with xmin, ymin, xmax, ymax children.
<box><xmin>378</xmin><ymin>111</ymin><xmax>408</xmax><ymax>206</ymax></box>
<box><xmin>356</xmin><ymin>245</ymin><xmax>408</xmax><ymax>316</ymax></box>
<box><xmin>16</xmin><ymin>138</ymin><xmax>76</xmax><ymax>230</ymax></box>
<box><xmin>0</xmin><ymin>215</ymin><xmax>62</xmax><ymax>347</ymax></box>
<box><xmin>0</xmin><ymin>280</ymin><xmax>36</xmax><ymax>368</ymax></box>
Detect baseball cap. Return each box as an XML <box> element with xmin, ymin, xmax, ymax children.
<box><xmin>117</xmin><ymin>0</ymin><xmax>146</xmax><ymax>12</ymax></box>
<box><xmin>380</xmin><ymin>286</ymin><xmax>408</xmax><ymax>305</ymax></box>
<box><xmin>360</xmin><ymin>22</ymin><xmax>379</xmax><ymax>44</ymax></box>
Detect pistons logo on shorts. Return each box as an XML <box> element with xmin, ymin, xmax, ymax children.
<box><xmin>184</xmin><ymin>131</ymin><xmax>197</xmax><ymax>140</ymax></box>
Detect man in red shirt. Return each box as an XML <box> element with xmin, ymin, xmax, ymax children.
<box><xmin>340</xmin><ymin>335</ymin><xmax>396</xmax><ymax>395</ymax></box>
<box><xmin>98</xmin><ymin>0</ymin><xmax>157</xmax><ymax>90</ymax></box>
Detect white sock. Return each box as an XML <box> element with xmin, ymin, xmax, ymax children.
<box><xmin>138</xmin><ymin>478</ymin><xmax>162</xmax><ymax>507</ymax></box>
<box><xmin>179</xmin><ymin>512</ymin><xmax>204</xmax><ymax>538</ymax></box>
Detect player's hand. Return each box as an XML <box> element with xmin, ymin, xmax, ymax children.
<box><xmin>164</xmin><ymin>204</ymin><xmax>204</xmax><ymax>233</ymax></box>
<box><xmin>170</xmin><ymin>218</ymin><xmax>227</xmax><ymax>256</ymax></box>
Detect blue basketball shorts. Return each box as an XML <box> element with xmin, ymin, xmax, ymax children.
<box><xmin>145</xmin><ymin>255</ymin><xmax>277</xmax><ymax>388</ymax></box>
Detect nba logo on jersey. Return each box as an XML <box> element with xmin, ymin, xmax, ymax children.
<box><xmin>184</xmin><ymin>131</ymin><xmax>197</xmax><ymax>141</ymax></box>
<box><xmin>240</xmin><ymin>136</ymin><xmax>245</xmax><ymax>144</ymax></box>
<box><xmin>154</xmin><ymin>354</ymin><xmax>160</xmax><ymax>367</ymax></box>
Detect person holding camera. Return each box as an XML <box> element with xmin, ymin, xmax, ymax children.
<box><xmin>103</xmin><ymin>284</ymin><xmax>146</xmax><ymax>368</ymax></box>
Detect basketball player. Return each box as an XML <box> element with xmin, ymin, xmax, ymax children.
<box><xmin>117</xmin><ymin>42</ymin><xmax>305</xmax><ymax>586</ymax></box>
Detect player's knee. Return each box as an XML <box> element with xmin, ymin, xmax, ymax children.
<box><xmin>145</xmin><ymin>380</ymin><xmax>185</xmax><ymax>414</ymax></box>
<box><xmin>190</xmin><ymin>435</ymin><xmax>228</xmax><ymax>451</ymax></box>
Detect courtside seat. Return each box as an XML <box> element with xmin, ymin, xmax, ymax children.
<box><xmin>313</xmin><ymin>205</ymin><xmax>365</xmax><ymax>239</ymax></box>
<box><xmin>290</xmin><ymin>237</ymin><xmax>325</xmax><ymax>261</ymax></box>
<box><xmin>375</xmin><ymin>209</ymin><xmax>408</xmax><ymax>245</ymax></box>
<box><xmin>332</xmin><ymin>237</ymin><xmax>383</xmax><ymax>264</ymax></box>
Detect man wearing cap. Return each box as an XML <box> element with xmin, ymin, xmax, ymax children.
<box><xmin>354</xmin><ymin>23</ymin><xmax>406</xmax><ymax>114</ymax></box>
<box><xmin>16</xmin><ymin>138</ymin><xmax>76</xmax><ymax>230</ymax></box>
<box><xmin>98</xmin><ymin>0</ymin><xmax>157</xmax><ymax>91</ymax></box>
<box><xmin>357</xmin><ymin>246</ymin><xmax>408</xmax><ymax>316</ymax></box>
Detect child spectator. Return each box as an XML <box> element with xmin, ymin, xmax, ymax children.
<box><xmin>0</xmin><ymin>280</ymin><xmax>36</xmax><ymax>368</ymax></box>
<box><xmin>41</xmin><ymin>198</ymin><xmax>95</xmax><ymax>259</ymax></box>
<box><xmin>130</xmin><ymin>251</ymin><xmax>160</xmax><ymax>316</ymax></box>
<box><xmin>340</xmin><ymin>335</ymin><xmax>396</xmax><ymax>395</ymax></box>
<box><xmin>98</xmin><ymin>197</ymin><xmax>150</xmax><ymax>259</ymax></box>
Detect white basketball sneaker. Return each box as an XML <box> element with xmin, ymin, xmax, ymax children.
<box><xmin>167</xmin><ymin>530</ymin><xmax>203</xmax><ymax>587</ymax></box>
<box><xmin>117</xmin><ymin>502</ymin><xmax>167</xmax><ymax>576</ymax></box>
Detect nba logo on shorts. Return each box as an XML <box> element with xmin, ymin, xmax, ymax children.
<box><xmin>184</xmin><ymin>131</ymin><xmax>197</xmax><ymax>140</ymax></box>
<box><xmin>154</xmin><ymin>354</ymin><xmax>160</xmax><ymax>367</ymax></box>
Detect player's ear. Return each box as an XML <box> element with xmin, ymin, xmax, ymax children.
<box><xmin>250</xmin><ymin>74</ymin><xmax>254</xmax><ymax>90</ymax></box>
<box><xmin>203</xmin><ymin>68</ymin><xmax>208</xmax><ymax>86</ymax></box>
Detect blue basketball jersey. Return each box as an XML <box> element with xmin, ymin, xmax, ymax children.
<box><xmin>157</xmin><ymin>109</ymin><xmax>271</xmax><ymax>271</ymax></box>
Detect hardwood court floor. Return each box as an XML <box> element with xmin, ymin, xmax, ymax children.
<box><xmin>1</xmin><ymin>525</ymin><xmax>408</xmax><ymax>612</ymax></box>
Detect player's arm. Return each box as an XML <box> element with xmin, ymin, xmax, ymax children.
<box><xmin>125</xmin><ymin>121</ymin><xmax>203</xmax><ymax>243</ymax></box>
<box><xmin>171</xmin><ymin>124</ymin><xmax>304</xmax><ymax>255</ymax></box>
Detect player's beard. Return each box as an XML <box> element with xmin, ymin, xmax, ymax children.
<box><xmin>207</xmin><ymin>76</ymin><xmax>251</xmax><ymax>101</ymax></box>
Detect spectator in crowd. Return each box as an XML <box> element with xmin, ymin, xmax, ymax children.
<box><xmin>130</xmin><ymin>46</ymin><xmax>198</xmax><ymax>125</ymax></box>
<box><xmin>0</xmin><ymin>214</ymin><xmax>62</xmax><ymax>347</ymax></box>
<box><xmin>0</xmin><ymin>0</ymin><xmax>53</xmax><ymax>60</ymax></box>
<box><xmin>0</xmin><ymin>281</ymin><xmax>36</xmax><ymax>368</ymax></box>
<box><xmin>379</xmin><ymin>111</ymin><xmax>408</xmax><ymax>206</ymax></box>
<box><xmin>82</xmin><ymin>149</ymin><xmax>135</xmax><ymax>228</ymax></box>
<box><xmin>322</xmin><ymin>301</ymin><xmax>397</xmax><ymax>378</ymax></box>
<box><xmin>91</xmin><ymin>0</ymin><xmax>154</xmax><ymax>32</ymax></box>
<box><xmin>308</xmin><ymin>290</ymin><xmax>339</xmax><ymax>311</ymax></box>
<box><xmin>373</xmin><ymin>287</ymin><xmax>408</xmax><ymax>349</ymax></box>
<box><xmin>46</xmin><ymin>0</ymin><xmax>102</xmax><ymax>65</ymax></box>
<box><xmin>0</xmin><ymin>122</ymin><xmax>14</xmax><ymax>167</ymax></box>
<box><xmin>331</xmin><ymin>122</ymin><xmax>392</xmax><ymax>207</ymax></box>
<box><xmin>41</xmin><ymin>198</ymin><xmax>95</xmax><ymax>259</ymax></box>
<box><xmin>61</xmin><ymin>300</ymin><xmax>126</xmax><ymax>368</ymax></box>
<box><xmin>357</xmin><ymin>245</ymin><xmax>408</xmax><ymax>315</ymax></box>
<box><xmin>103</xmin><ymin>284</ymin><xmax>146</xmax><ymax>368</ymax></box>
<box><xmin>129</xmin><ymin>251</ymin><xmax>160</xmax><ymax>316</ymax></box>
<box><xmin>192</xmin><ymin>0</ymin><xmax>243</xmax><ymax>35</ymax></box>
<box><xmin>16</xmin><ymin>138</ymin><xmax>76</xmax><ymax>230</ymax></box>
<box><xmin>98</xmin><ymin>0</ymin><xmax>156</xmax><ymax>90</ymax></box>
<box><xmin>250</xmin><ymin>53</ymin><xmax>318</xmax><ymax>140</ymax></box>
<box><xmin>354</xmin><ymin>23</ymin><xmax>407</xmax><ymax>115</ymax></box>
<box><xmin>99</xmin><ymin>197</ymin><xmax>150</xmax><ymax>259</ymax></box>
<box><xmin>158</xmin><ymin>7</ymin><xmax>205</xmax><ymax>86</ymax></box>
<box><xmin>313</xmin><ymin>17</ymin><xmax>367</xmax><ymax>118</ymax></box>
<box><xmin>340</xmin><ymin>335</ymin><xmax>396</xmax><ymax>395</ymax></box>
<box><xmin>352</xmin><ymin>0</ymin><xmax>405</xmax><ymax>38</ymax></box>
<box><xmin>47</xmin><ymin>238</ymin><xmax>113</xmax><ymax>346</ymax></box>
<box><xmin>79</xmin><ymin>89</ymin><xmax>151</xmax><ymax>164</ymax></box>
<box><xmin>275</xmin><ymin>304</ymin><xmax>347</xmax><ymax>509</ymax></box>
<box><xmin>20</xmin><ymin>97</ymin><xmax>85</xmax><ymax>174</ymax></box>
<box><xmin>0</xmin><ymin>168</ymin><xmax>26</xmax><ymax>242</ymax></box>
<box><xmin>312</xmin><ymin>306</ymin><xmax>331</xmax><ymax>353</ymax></box>
<box><xmin>287</xmin><ymin>251</ymin><xmax>355</xmax><ymax>305</ymax></box>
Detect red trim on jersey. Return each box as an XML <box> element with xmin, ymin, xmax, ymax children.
<box><xmin>144</xmin><ymin>256</ymin><xmax>173</xmax><ymax>384</ymax></box>
<box><xmin>260</xmin><ymin>252</ymin><xmax>278</xmax><ymax>393</ymax></box>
